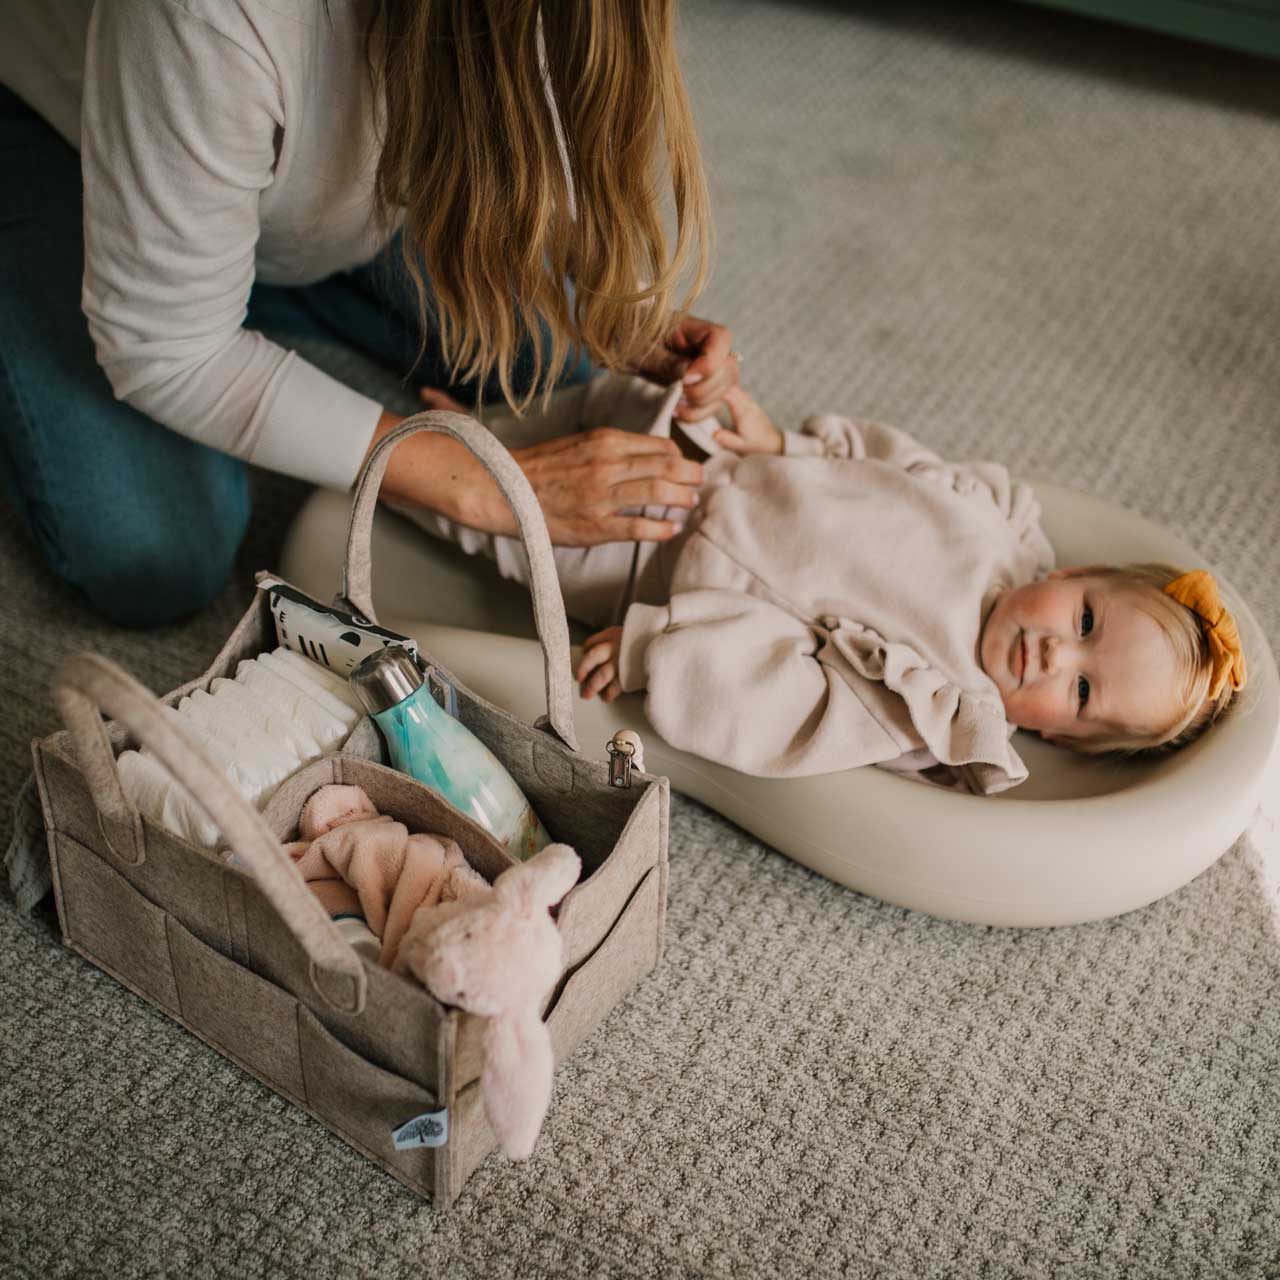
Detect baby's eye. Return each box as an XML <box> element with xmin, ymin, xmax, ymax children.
<box><xmin>1080</xmin><ymin>605</ymin><xmax>1094</xmax><ymax>637</ymax></box>
<box><xmin>1077</xmin><ymin>675</ymin><xmax>1090</xmax><ymax>709</ymax></box>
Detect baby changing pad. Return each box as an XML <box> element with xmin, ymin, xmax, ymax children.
<box><xmin>280</xmin><ymin>480</ymin><xmax>1279</xmax><ymax>926</ymax></box>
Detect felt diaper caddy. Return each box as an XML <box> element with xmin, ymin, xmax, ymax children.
<box><xmin>30</xmin><ymin>411</ymin><xmax>669</xmax><ymax>1208</ymax></box>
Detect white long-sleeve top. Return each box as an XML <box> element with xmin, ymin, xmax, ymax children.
<box><xmin>618</xmin><ymin>412</ymin><xmax>1057</xmax><ymax>794</ymax></box>
<box><xmin>1</xmin><ymin>0</ymin><xmax>388</xmax><ymax>490</ymax></box>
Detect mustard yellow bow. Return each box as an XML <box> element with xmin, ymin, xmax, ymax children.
<box><xmin>1162</xmin><ymin>570</ymin><xmax>1247</xmax><ymax>700</ymax></box>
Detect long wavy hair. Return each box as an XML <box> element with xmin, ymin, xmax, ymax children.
<box><xmin>367</xmin><ymin>0</ymin><xmax>713</xmax><ymax>412</ymax></box>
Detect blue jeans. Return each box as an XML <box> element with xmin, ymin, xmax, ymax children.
<box><xmin>0</xmin><ymin>86</ymin><xmax>592</xmax><ymax>628</ymax></box>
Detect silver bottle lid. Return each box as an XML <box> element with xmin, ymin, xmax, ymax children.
<box><xmin>349</xmin><ymin>646</ymin><xmax>424</xmax><ymax>715</ymax></box>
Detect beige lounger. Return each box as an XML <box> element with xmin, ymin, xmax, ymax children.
<box><xmin>281</xmin><ymin>478</ymin><xmax>1279</xmax><ymax>928</ymax></box>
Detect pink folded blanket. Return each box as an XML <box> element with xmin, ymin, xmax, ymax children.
<box><xmin>286</xmin><ymin>784</ymin><xmax>490</xmax><ymax>968</ymax></box>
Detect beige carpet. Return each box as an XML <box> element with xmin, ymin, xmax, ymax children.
<box><xmin>3</xmin><ymin>2</ymin><xmax>1280</xmax><ymax>1275</ymax></box>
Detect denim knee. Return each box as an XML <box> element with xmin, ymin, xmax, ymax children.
<box><xmin>67</xmin><ymin>484</ymin><xmax>251</xmax><ymax>628</ymax></box>
<box><xmin>0</xmin><ymin>86</ymin><xmax>261</xmax><ymax>630</ymax></box>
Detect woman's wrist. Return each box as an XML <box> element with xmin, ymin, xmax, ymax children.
<box><xmin>360</xmin><ymin>408</ymin><xmax>517</xmax><ymax>535</ymax></box>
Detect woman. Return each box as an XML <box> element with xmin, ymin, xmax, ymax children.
<box><xmin>0</xmin><ymin>0</ymin><xmax>737</xmax><ymax>626</ymax></box>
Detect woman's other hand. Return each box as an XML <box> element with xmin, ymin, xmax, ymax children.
<box><xmin>634</xmin><ymin>313</ymin><xmax>740</xmax><ymax>424</ymax></box>
<box><xmin>576</xmin><ymin>626</ymin><xmax>624</xmax><ymax>702</ymax></box>
<box><xmin>712</xmin><ymin>385</ymin><xmax>783</xmax><ymax>456</ymax></box>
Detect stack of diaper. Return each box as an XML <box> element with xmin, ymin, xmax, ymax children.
<box><xmin>116</xmin><ymin>648</ymin><xmax>364</xmax><ymax>848</ymax></box>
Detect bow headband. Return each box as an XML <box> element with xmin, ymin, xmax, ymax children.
<box><xmin>1162</xmin><ymin>570</ymin><xmax>1247</xmax><ymax>701</ymax></box>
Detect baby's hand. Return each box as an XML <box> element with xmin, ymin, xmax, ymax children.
<box><xmin>713</xmin><ymin>385</ymin><xmax>784</xmax><ymax>456</ymax></box>
<box><xmin>576</xmin><ymin>626</ymin><xmax>625</xmax><ymax>702</ymax></box>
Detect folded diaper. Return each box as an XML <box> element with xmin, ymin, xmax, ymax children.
<box><xmin>270</xmin><ymin>647</ymin><xmax>365</xmax><ymax>710</ymax></box>
<box><xmin>116</xmin><ymin>647</ymin><xmax>366</xmax><ymax>849</ymax></box>
<box><xmin>155</xmin><ymin>705</ymin><xmax>264</xmax><ymax>798</ymax></box>
<box><xmin>156</xmin><ymin>712</ymin><xmax>281</xmax><ymax>813</ymax></box>
<box><xmin>296</xmin><ymin>653</ymin><xmax>366</xmax><ymax>711</ymax></box>
<box><xmin>257</xmin><ymin>649</ymin><xmax>364</xmax><ymax>722</ymax></box>
<box><xmin>207</xmin><ymin>674</ymin><xmax>328</xmax><ymax>759</ymax></box>
<box><xmin>179</xmin><ymin>687</ymin><xmax>303</xmax><ymax>783</ymax></box>
<box><xmin>226</xmin><ymin>664</ymin><xmax>351</xmax><ymax>753</ymax></box>
<box><xmin>117</xmin><ymin>749</ymin><xmax>222</xmax><ymax>848</ymax></box>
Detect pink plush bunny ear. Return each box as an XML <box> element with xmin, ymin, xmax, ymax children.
<box><xmin>494</xmin><ymin>843</ymin><xmax>581</xmax><ymax>914</ymax></box>
<box><xmin>483</xmin><ymin>1009</ymin><xmax>555</xmax><ymax>1159</ymax></box>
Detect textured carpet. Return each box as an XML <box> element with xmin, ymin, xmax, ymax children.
<box><xmin>4</xmin><ymin>2</ymin><xmax>1280</xmax><ymax>1276</ymax></box>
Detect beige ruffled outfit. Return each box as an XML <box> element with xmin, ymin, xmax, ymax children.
<box><xmin>617</xmin><ymin>402</ymin><xmax>1055</xmax><ymax>793</ymax></box>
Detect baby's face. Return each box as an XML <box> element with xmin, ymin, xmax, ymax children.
<box><xmin>979</xmin><ymin>572</ymin><xmax>1183</xmax><ymax>743</ymax></box>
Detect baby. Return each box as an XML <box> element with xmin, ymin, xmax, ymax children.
<box><xmin>407</xmin><ymin>374</ymin><xmax>1247</xmax><ymax>794</ymax></box>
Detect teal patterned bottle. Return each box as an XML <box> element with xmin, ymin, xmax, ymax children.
<box><xmin>349</xmin><ymin>647</ymin><xmax>550</xmax><ymax>860</ymax></box>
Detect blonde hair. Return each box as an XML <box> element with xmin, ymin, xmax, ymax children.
<box><xmin>1059</xmin><ymin>563</ymin><xmax>1239</xmax><ymax>759</ymax></box>
<box><xmin>367</xmin><ymin>0</ymin><xmax>713</xmax><ymax>413</ymax></box>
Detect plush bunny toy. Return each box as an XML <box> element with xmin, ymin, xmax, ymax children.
<box><xmin>285</xmin><ymin>784</ymin><xmax>489</xmax><ymax>969</ymax></box>
<box><xmin>396</xmin><ymin>843</ymin><xmax>582</xmax><ymax>1160</ymax></box>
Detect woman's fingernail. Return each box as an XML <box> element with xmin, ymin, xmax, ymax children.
<box><xmin>683</xmin><ymin>372</ymin><xmax>704</xmax><ymax>385</ymax></box>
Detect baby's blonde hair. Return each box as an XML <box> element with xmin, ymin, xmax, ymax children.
<box><xmin>1060</xmin><ymin>562</ymin><xmax>1239</xmax><ymax>759</ymax></box>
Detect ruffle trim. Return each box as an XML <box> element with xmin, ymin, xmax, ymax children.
<box><xmin>822</xmin><ymin>616</ymin><xmax>1028</xmax><ymax>795</ymax></box>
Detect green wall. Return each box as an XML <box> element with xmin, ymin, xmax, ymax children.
<box><xmin>1017</xmin><ymin>0</ymin><xmax>1280</xmax><ymax>59</ymax></box>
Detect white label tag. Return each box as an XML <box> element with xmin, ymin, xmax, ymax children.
<box><xmin>392</xmin><ymin>1109</ymin><xmax>449</xmax><ymax>1150</ymax></box>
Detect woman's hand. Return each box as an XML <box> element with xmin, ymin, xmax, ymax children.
<box><xmin>410</xmin><ymin>386</ymin><xmax>703</xmax><ymax>546</ymax></box>
<box><xmin>508</xmin><ymin>431</ymin><xmax>702</xmax><ymax>545</ymax></box>
<box><xmin>712</xmin><ymin>385</ymin><xmax>784</xmax><ymax>456</ymax></box>
<box><xmin>576</xmin><ymin>626</ymin><xmax>624</xmax><ymax>702</ymax></box>
<box><xmin>633</xmin><ymin>313</ymin><xmax>741</xmax><ymax>425</ymax></box>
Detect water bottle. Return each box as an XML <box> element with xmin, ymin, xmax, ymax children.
<box><xmin>349</xmin><ymin>647</ymin><xmax>551</xmax><ymax>860</ymax></box>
